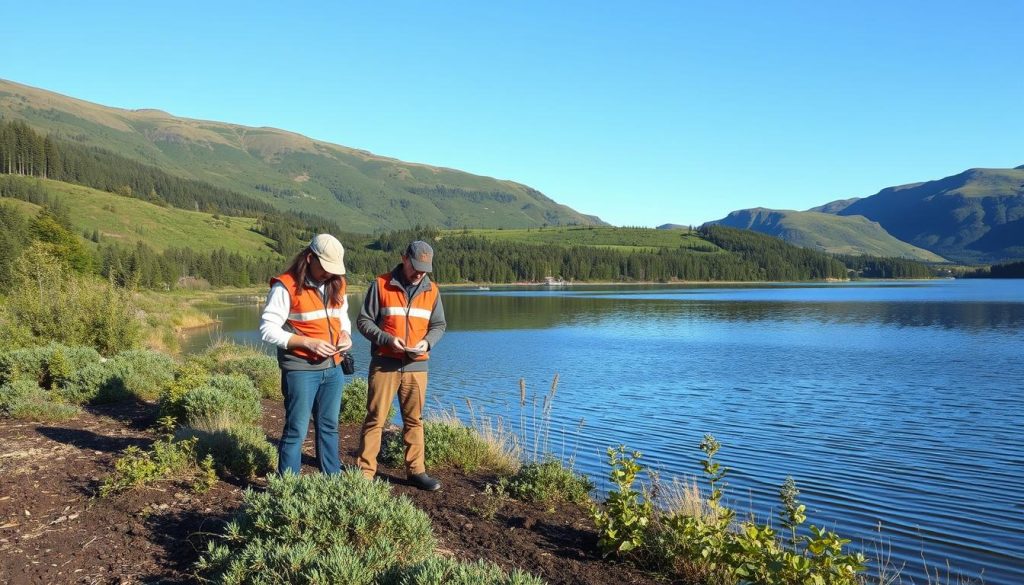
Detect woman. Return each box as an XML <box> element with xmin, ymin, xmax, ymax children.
<box><xmin>259</xmin><ymin>234</ymin><xmax>352</xmax><ymax>474</ymax></box>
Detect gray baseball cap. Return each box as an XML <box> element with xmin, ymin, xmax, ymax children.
<box><xmin>404</xmin><ymin>240</ymin><xmax>434</xmax><ymax>272</ymax></box>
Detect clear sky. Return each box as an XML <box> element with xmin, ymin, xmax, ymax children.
<box><xmin>4</xmin><ymin>1</ymin><xmax>1022</xmax><ymax>226</ymax></box>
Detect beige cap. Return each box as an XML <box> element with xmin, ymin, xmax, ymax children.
<box><xmin>309</xmin><ymin>234</ymin><xmax>346</xmax><ymax>275</ymax></box>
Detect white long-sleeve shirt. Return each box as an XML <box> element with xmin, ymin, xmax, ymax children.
<box><xmin>259</xmin><ymin>282</ymin><xmax>352</xmax><ymax>349</ymax></box>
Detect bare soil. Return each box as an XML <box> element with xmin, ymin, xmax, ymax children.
<box><xmin>0</xmin><ymin>400</ymin><xmax>665</xmax><ymax>584</ymax></box>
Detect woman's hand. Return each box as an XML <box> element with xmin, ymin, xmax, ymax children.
<box><xmin>304</xmin><ymin>338</ymin><xmax>338</xmax><ymax>357</ymax></box>
<box><xmin>335</xmin><ymin>332</ymin><xmax>353</xmax><ymax>352</ymax></box>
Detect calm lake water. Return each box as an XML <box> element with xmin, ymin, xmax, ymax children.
<box><xmin>183</xmin><ymin>279</ymin><xmax>1024</xmax><ymax>584</ymax></box>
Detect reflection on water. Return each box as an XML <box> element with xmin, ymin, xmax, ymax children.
<box><xmin>185</xmin><ymin>279</ymin><xmax>1024</xmax><ymax>583</ymax></box>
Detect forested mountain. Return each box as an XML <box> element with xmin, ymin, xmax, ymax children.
<box><xmin>0</xmin><ymin>78</ymin><xmax>602</xmax><ymax>232</ymax></box>
<box><xmin>707</xmin><ymin>166</ymin><xmax>1024</xmax><ymax>263</ymax></box>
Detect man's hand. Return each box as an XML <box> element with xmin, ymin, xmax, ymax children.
<box><xmin>388</xmin><ymin>336</ymin><xmax>407</xmax><ymax>353</ymax></box>
<box><xmin>408</xmin><ymin>340</ymin><xmax>429</xmax><ymax>354</ymax></box>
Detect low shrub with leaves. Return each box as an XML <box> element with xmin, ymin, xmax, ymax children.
<box><xmin>0</xmin><ymin>343</ymin><xmax>102</xmax><ymax>392</ymax></box>
<box><xmin>0</xmin><ymin>379</ymin><xmax>80</xmax><ymax>421</ymax></box>
<box><xmin>158</xmin><ymin>360</ymin><xmax>213</xmax><ymax>422</ymax></box>
<box><xmin>382</xmin><ymin>420</ymin><xmax>503</xmax><ymax>473</ymax></box>
<box><xmin>100</xmin><ymin>419</ymin><xmax>217</xmax><ymax>497</ymax></box>
<box><xmin>107</xmin><ymin>350</ymin><xmax>177</xmax><ymax>401</ymax></box>
<box><xmin>176</xmin><ymin>424</ymin><xmax>277</xmax><ymax>479</ymax></box>
<box><xmin>180</xmin><ymin>374</ymin><xmax>262</xmax><ymax>429</ymax></box>
<box><xmin>591</xmin><ymin>446</ymin><xmax>654</xmax><ymax>557</ymax></box>
<box><xmin>499</xmin><ymin>458</ymin><xmax>593</xmax><ymax>507</ymax></box>
<box><xmin>196</xmin><ymin>471</ymin><xmax>437</xmax><ymax>584</ymax></box>
<box><xmin>387</xmin><ymin>556</ymin><xmax>546</xmax><ymax>585</ymax></box>
<box><xmin>204</xmin><ymin>343</ymin><xmax>281</xmax><ymax>400</ymax></box>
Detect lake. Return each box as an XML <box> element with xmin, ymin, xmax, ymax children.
<box><xmin>183</xmin><ymin>279</ymin><xmax>1024</xmax><ymax>584</ymax></box>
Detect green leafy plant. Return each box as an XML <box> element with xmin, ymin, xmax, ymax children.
<box><xmin>381</xmin><ymin>420</ymin><xmax>501</xmax><ymax>473</ymax></box>
<box><xmin>387</xmin><ymin>556</ymin><xmax>546</xmax><ymax>585</ymax></box>
<box><xmin>0</xmin><ymin>379</ymin><xmax>80</xmax><ymax>421</ymax></box>
<box><xmin>99</xmin><ymin>429</ymin><xmax>215</xmax><ymax>497</ymax></box>
<box><xmin>176</xmin><ymin>424</ymin><xmax>277</xmax><ymax>479</ymax></box>
<box><xmin>591</xmin><ymin>446</ymin><xmax>654</xmax><ymax>556</ymax></box>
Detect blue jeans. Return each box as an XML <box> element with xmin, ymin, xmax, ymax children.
<box><xmin>278</xmin><ymin>366</ymin><xmax>344</xmax><ymax>475</ymax></box>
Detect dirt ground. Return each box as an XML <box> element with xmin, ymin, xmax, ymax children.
<box><xmin>0</xmin><ymin>400</ymin><xmax>665</xmax><ymax>585</ymax></box>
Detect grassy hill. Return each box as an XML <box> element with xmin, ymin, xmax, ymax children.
<box><xmin>3</xmin><ymin>178</ymin><xmax>277</xmax><ymax>256</ymax></box>
<box><xmin>707</xmin><ymin>208</ymin><xmax>946</xmax><ymax>262</ymax></box>
<box><xmin>0</xmin><ymin>78</ymin><xmax>603</xmax><ymax>232</ymax></box>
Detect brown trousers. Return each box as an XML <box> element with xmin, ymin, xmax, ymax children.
<box><xmin>356</xmin><ymin>368</ymin><xmax>428</xmax><ymax>477</ymax></box>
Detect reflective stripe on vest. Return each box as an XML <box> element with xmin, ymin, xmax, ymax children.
<box><xmin>270</xmin><ymin>272</ymin><xmax>346</xmax><ymax>365</ymax></box>
<box><xmin>375</xmin><ymin>273</ymin><xmax>438</xmax><ymax>362</ymax></box>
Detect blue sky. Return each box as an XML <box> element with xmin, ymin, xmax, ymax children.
<box><xmin>5</xmin><ymin>1</ymin><xmax>1023</xmax><ymax>226</ymax></box>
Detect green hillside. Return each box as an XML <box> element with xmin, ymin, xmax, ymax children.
<box><xmin>0</xmin><ymin>78</ymin><xmax>602</xmax><ymax>232</ymax></box>
<box><xmin>829</xmin><ymin>167</ymin><xmax>1024</xmax><ymax>262</ymax></box>
<box><xmin>707</xmin><ymin>208</ymin><xmax>945</xmax><ymax>262</ymax></box>
<box><xmin>459</xmin><ymin>226</ymin><xmax>720</xmax><ymax>253</ymax></box>
<box><xmin>1</xmin><ymin>177</ymin><xmax>277</xmax><ymax>255</ymax></box>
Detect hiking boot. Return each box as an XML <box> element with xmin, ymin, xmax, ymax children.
<box><xmin>408</xmin><ymin>472</ymin><xmax>441</xmax><ymax>491</ymax></box>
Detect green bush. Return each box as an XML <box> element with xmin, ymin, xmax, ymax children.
<box><xmin>0</xmin><ymin>343</ymin><xmax>102</xmax><ymax>390</ymax></box>
<box><xmin>100</xmin><ymin>432</ymin><xmax>217</xmax><ymax>497</ymax></box>
<box><xmin>386</xmin><ymin>556</ymin><xmax>546</xmax><ymax>585</ymax></box>
<box><xmin>65</xmin><ymin>360</ymin><xmax>121</xmax><ymax>404</ymax></box>
<box><xmin>177</xmin><ymin>424</ymin><xmax>277</xmax><ymax>479</ymax></box>
<box><xmin>0</xmin><ymin>379</ymin><xmax>80</xmax><ymax>421</ymax></box>
<box><xmin>499</xmin><ymin>458</ymin><xmax>593</xmax><ymax>506</ymax></box>
<box><xmin>215</xmin><ymin>353</ymin><xmax>280</xmax><ymax>399</ymax></box>
<box><xmin>108</xmin><ymin>350</ymin><xmax>177</xmax><ymax>401</ymax></box>
<box><xmin>382</xmin><ymin>421</ymin><xmax>493</xmax><ymax>473</ymax></box>
<box><xmin>339</xmin><ymin>377</ymin><xmax>397</xmax><ymax>423</ymax></box>
<box><xmin>196</xmin><ymin>471</ymin><xmax>436</xmax><ymax>584</ymax></box>
<box><xmin>5</xmin><ymin>243</ymin><xmax>141</xmax><ymax>355</ymax></box>
<box><xmin>180</xmin><ymin>374</ymin><xmax>262</xmax><ymax>429</ymax></box>
<box><xmin>158</xmin><ymin>360</ymin><xmax>213</xmax><ymax>423</ymax></box>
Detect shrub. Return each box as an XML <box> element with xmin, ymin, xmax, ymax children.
<box><xmin>0</xmin><ymin>343</ymin><xmax>102</xmax><ymax>390</ymax></box>
<box><xmin>387</xmin><ymin>556</ymin><xmax>546</xmax><ymax>585</ymax></box>
<box><xmin>499</xmin><ymin>458</ymin><xmax>593</xmax><ymax>507</ymax></box>
<box><xmin>180</xmin><ymin>374</ymin><xmax>261</xmax><ymax>429</ymax></box>
<box><xmin>216</xmin><ymin>354</ymin><xmax>280</xmax><ymax>399</ymax></box>
<box><xmin>108</xmin><ymin>350</ymin><xmax>177</xmax><ymax>401</ymax></box>
<box><xmin>100</xmin><ymin>431</ymin><xmax>217</xmax><ymax>497</ymax></box>
<box><xmin>65</xmin><ymin>360</ymin><xmax>121</xmax><ymax>404</ymax></box>
<box><xmin>340</xmin><ymin>377</ymin><xmax>397</xmax><ymax>423</ymax></box>
<box><xmin>382</xmin><ymin>420</ymin><xmax>494</xmax><ymax>473</ymax></box>
<box><xmin>158</xmin><ymin>360</ymin><xmax>213</xmax><ymax>422</ymax></box>
<box><xmin>0</xmin><ymin>379</ymin><xmax>80</xmax><ymax>421</ymax></box>
<box><xmin>5</xmin><ymin>243</ymin><xmax>141</xmax><ymax>355</ymax></box>
<box><xmin>196</xmin><ymin>471</ymin><xmax>436</xmax><ymax>584</ymax></box>
<box><xmin>177</xmin><ymin>424</ymin><xmax>277</xmax><ymax>479</ymax></box>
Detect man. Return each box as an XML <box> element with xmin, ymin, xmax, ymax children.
<box><xmin>356</xmin><ymin>240</ymin><xmax>447</xmax><ymax>490</ymax></box>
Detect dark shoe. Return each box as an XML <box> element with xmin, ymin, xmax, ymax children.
<box><xmin>408</xmin><ymin>472</ymin><xmax>441</xmax><ymax>491</ymax></box>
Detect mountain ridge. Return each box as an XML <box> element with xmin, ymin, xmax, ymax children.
<box><xmin>0</xmin><ymin>78</ymin><xmax>604</xmax><ymax>232</ymax></box>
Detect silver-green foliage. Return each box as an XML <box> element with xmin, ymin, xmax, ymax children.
<box><xmin>213</xmin><ymin>353</ymin><xmax>281</xmax><ymax>400</ymax></box>
<box><xmin>387</xmin><ymin>556</ymin><xmax>546</xmax><ymax>585</ymax></box>
<box><xmin>181</xmin><ymin>374</ymin><xmax>262</xmax><ymax>428</ymax></box>
<box><xmin>196</xmin><ymin>471</ymin><xmax>437</xmax><ymax>584</ymax></box>
<box><xmin>176</xmin><ymin>424</ymin><xmax>277</xmax><ymax>479</ymax></box>
<box><xmin>108</xmin><ymin>350</ymin><xmax>177</xmax><ymax>401</ymax></box>
<box><xmin>0</xmin><ymin>379</ymin><xmax>80</xmax><ymax>421</ymax></box>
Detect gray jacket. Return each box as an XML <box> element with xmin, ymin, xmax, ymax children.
<box><xmin>357</xmin><ymin>266</ymin><xmax>446</xmax><ymax>372</ymax></box>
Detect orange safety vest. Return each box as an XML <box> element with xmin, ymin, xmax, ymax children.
<box><xmin>375</xmin><ymin>273</ymin><xmax>439</xmax><ymax>361</ymax></box>
<box><xmin>270</xmin><ymin>272</ymin><xmax>347</xmax><ymax>365</ymax></box>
